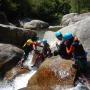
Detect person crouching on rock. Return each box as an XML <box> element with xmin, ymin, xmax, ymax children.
<box><xmin>42</xmin><ymin>39</ymin><xmax>52</xmax><ymax>58</ymax></box>
<box><xmin>54</xmin><ymin>31</ymin><xmax>71</xmax><ymax>59</ymax></box>
<box><xmin>63</xmin><ymin>32</ymin><xmax>87</xmax><ymax>83</ymax></box>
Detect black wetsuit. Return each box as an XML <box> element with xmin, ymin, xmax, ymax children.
<box><xmin>58</xmin><ymin>40</ymin><xmax>72</xmax><ymax>59</ymax></box>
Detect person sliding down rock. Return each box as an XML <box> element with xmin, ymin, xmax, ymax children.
<box><xmin>32</xmin><ymin>39</ymin><xmax>52</xmax><ymax>68</ymax></box>
<box><xmin>31</xmin><ymin>40</ymin><xmax>44</xmax><ymax>68</ymax></box>
<box><xmin>42</xmin><ymin>39</ymin><xmax>52</xmax><ymax>58</ymax></box>
<box><xmin>54</xmin><ymin>31</ymin><xmax>71</xmax><ymax>59</ymax></box>
<box><xmin>32</xmin><ymin>49</ymin><xmax>44</xmax><ymax>68</ymax></box>
<box><xmin>63</xmin><ymin>32</ymin><xmax>88</xmax><ymax>85</ymax></box>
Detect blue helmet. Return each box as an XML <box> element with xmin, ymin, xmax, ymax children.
<box><xmin>42</xmin><ymin>39</ymin><xmax>47</xmax><ymax>44</ymax></box>
<box><xmin>55</xmin><ymin>31</ymin><xmax>62</xmax><ymax>38</ymax></box>
<box><xmin>63</xmin><ymin>32</ymin><xmax>73</xmax><ymax>40</ymax></box>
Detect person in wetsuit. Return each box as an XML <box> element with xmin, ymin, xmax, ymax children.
<box><xmin>54</xmin><ymin>31</ymin><xmax>71</xmax><ymax>59</ymax></box>
<box><xmin>63</xmin><ymin>32</ymin><xmax>87</xmax><ymax>85</ymax></box>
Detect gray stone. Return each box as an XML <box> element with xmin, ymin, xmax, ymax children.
<box><xmin>0</xmin><ymin>43</ymin><xmax>24</xmax><ymax>78</ymax></box>
<box><xmin>61</xmin><ymin>13</ymin><xmax>90</xmax><ymax>26</ymax></box>
<box><xmin>60</xmin><ymin>17</ymin><xmax>90</xmax><ymax>60</ymax></box>
<box><xmin>0</xmin><ymin>24</ymin><xmax>37</xmax><ymax>47</ymax></box>
<box><xmin>44</xmin><ymin>17</ymin><xmax>90</xmax><ymax>60</ymax></box>
<box><xmin>24</xmin><ymin>20</ymin><xmax>49</xmax><ymax>30</ymax></box>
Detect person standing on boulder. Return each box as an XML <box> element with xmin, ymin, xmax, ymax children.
<box><xmin>54</xmin><ymin>31</ymin><xmax>71</xmax><ymax>59</ymax></box>
<box><xmin>23</xmin><ymin>39</ymin><xmax>41</xmax><ymax>60</ymax></box>
<box><xmin>63</xmin><ymin>32</ymin><xmax>87</xmax><ymax>83</ymax></box>
<box><xmin>17</xmin><ymin>39</ymin><xmax>43</xmax><ymax>67</ymax></box>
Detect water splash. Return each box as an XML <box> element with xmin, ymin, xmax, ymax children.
<box><xmin>13</xmin><ymin>70</ymin><xmax>36</xmax><ymax>90</ymax></box>
<box><xmin>52</xmin><ymin>83</ymin><xmax>90</xmax><ymax>90</ymax></box>
<box><xmin>0</xmin><ymin>80</ymin><xmax>14</xmax><ymax>90</ymax></box>
<box><xmin>0</xmin><ymin>51</ymin><xmax>37</xmax><ymax>90</ymax></box>
<box><xmin>23</xmin><ymin>51</ymin><xmax>34</xmax><ymax>70</ymax></box>
<box><xmin>13</xmin><ymin>51</ymin><xmax>37</xmax><ymax>90</ymax></box>
<box><xmin>67</xmin><ymin>83</ymin><xmax>90</xmax><ymax>90</ymax></box>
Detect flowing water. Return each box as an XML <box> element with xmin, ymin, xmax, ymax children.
<box><xmin>0</xmin><ymin>52</ymin><xmax>37</xmax><ymax>90</ymax></box>
<box><xmin>0</xmin><ymin>30</ymin><xmax>90</xmax><ymax>90</ymax></box>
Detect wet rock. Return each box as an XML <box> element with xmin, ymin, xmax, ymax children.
<box><xmin>22</xmin><ymin>56</ymin><xmax>76</xmax><ymax>90</ymax></box>
<box><xmin>59</xmin><ymin>17</ymin><xmax>90</xmax><ymax>60</ymax></box>
<box><xmin>61</xmin><ymin>13</ymin><xmax>90</xmax><ymax>26</ymax></box>
<box><xmin>0</xmin><ymin>24</ymin><xmax>37</xmax><ymax>47</ymax></box>
<box><xmin>4</xmin><ymin>65</ymin><xmax>29</xmax><ymax>80</ymax></box>
<box><xmin>0</xmin><ymin>43</ymin><xmax>24</xmax><ymax>78</ymax></box>
<box><xmin>23</xmin><ymin>20</ymin><xmax>49</xmax><ymax>30</ymax></box>
<box><xmin>69</xmin><ymin>84</ymin><xmax>90</xmax><ymax>90</ymax></box>
<box><xmin>44</xmin><ymin>17</ymin><xmax>90</xmax><ymax>60</ymax></box>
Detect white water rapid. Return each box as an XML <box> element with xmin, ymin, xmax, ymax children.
<box><xmin>0</xmin><ymin>52</ymin><xmax>37</xmax><ymax>90</ymax></box>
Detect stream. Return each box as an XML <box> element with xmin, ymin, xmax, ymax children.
<box><xmin>0</xmin><ymin>30</ymin><xmax>90</xmax><ymax>90</ymax></box>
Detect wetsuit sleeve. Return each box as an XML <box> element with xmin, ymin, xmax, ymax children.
<box><xmin>66</xmin><ymin>45</ymin><xmax>75</xmax><ymax>55</ymax></box>
<box><xmin>33</xmin><ymin>42</ymin><xmax>37</xmax><ymax>50</ymax></box>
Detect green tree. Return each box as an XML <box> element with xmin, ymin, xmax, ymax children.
<box><xmin>70</xmin><ymin>0</ymin><xmax>90</xmax><ymax>13</ymax></box>
<box><xmin>0</xmin><ymin>0</ymin><xmax>71</xmax><ymax>24</ymax></box>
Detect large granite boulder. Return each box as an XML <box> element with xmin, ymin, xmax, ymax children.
<box><xmin>0</xmin><ymin>24</ymin><xmax>37</xmax><ymax>47</ymax></box>
<box><xmin>60</xmin><ymin>17</ymin><xmax>90</xmax><ymax>60</ymax></box>
<box><xmin>61</xmin><ymin>13</ymin><xmax>90</xmax><ymax>26</ymax></box>
<box><xmin>22</xmin><ymin>56</ymin><xmax>76</xmax><ymax>90</ymax></box>
<box><xmin>0</xmin><ymin>43</ymin><xmax>24</xmax><ymax>78</ymax></box>
<box><xmin>44</xmin><ymin>17</ymin><xmax>90</xmax><ymax>60</ymax></box>
<box><xmin>23</xmin><ymin>20</ymin><xmax>49</xmax><ymax>30</ymax></box>
<box><xmin>0</xmin><ymin>12</ymin><xmax>9</xmax><ymax>25</ymax></box>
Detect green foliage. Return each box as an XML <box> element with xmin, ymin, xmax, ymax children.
<box><xmin>80</xmin><ymin>8</ymin><xmax>90</xmax><ymax>13</ymax></box>
<box><xmin>0</xmin><ymin>0</ymin><xmax>71</xmax><ymax>24</ymax></box>
<box><xmin>26</xmin><ymin>0</ymin><xmax>71</xmax><ymax>23</ymax></box>
<box><xmin>70</xmin><ymin>0</ymin><xmax>90</xmax><ymax>13</ymax></box>
<box><xmin>0</xmin><ymin>0</ymin><xmax>90</xmax><ymax>25</ymax></box>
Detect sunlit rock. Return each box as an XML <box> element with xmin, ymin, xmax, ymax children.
<box><xmin>22</xmin><ymin>56</ymin><xmax>76</xmax><ymax>90</ymax></box>
<box><xmin>24</xmin><ymin>20</ymin><xmax>49</xmax><ymax>30</ymax></box>
<box><xmin>44</xmin><ymin>17</ymin><xmax>90</xmax><ymax>60</ymax></box>
<box><xmin>4</xmin><ymin>65</ymin><xmax>29</xmax><ymax>80</ymax></box>
<box><xmin>61</xmin><ymin>13</ymin><xmax>90</xmax><ymax>26</ymax></box>
<box><xmin>59</xmin><ymin>17</ymin><xmax>90</xmax><ymax>60</ymax></box>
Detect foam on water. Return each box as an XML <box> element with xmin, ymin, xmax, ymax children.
<box><xmin>23</xmin><ymin>51</ymin><xmax>34</xmax><ymax>69</ymax></box>
<box><xmin>0</xmin><ymin>81</ymin><xmax>14</xmax><ymax>90</ymax></box>
<box><xmin>0</xmin><ymin>52</ymin><xmax>37</xmax><ymax>90</ymax></box>
<box><xmin>0</xmin><ymin>70</ymin><xmax>36</xmax><ymax>90</ymax></box>
<box><xmin>13</xmin><ymin>52</ymin><xmax>37</xmax><ymax>90</ymax></box>
<box><xmin>67</xmin><ymin>83</ymin><xmax>90</xmax><ymax>90</ymax></box>
<box><xmin>13</xmin><ymin>70</ymin><xmax>36</xmax><ymax>90</ymax></box>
